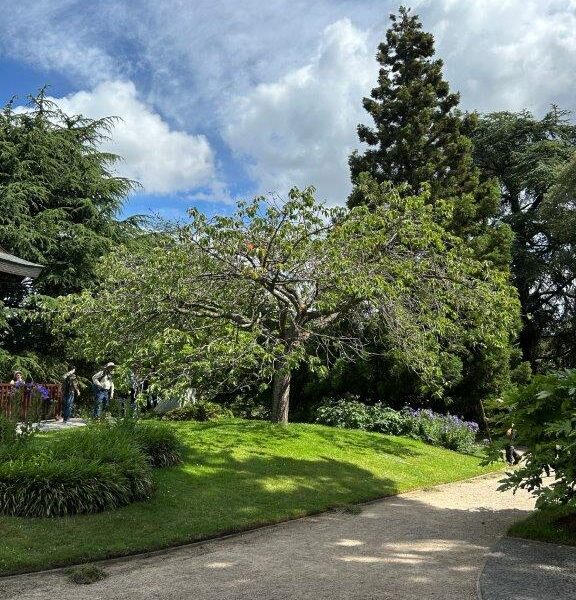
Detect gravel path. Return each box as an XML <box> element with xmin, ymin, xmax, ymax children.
<box><xmin>480</xmin><ymin>537</ymin><xmax>576</xmax><ymax>600</ymax></box>
<box><xmin>0</xmin><ymin>472</ymin><xmax>536</xmax><ymax>600</ymax></box>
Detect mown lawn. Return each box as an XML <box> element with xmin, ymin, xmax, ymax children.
<box><xmin>509</xmin><ymin>505</ymin><xmax>576</xmax><ymax>546</ymax></box>
<box><xmin>0</xmin><ymin>419</ymin><xmax>500</xmax><ymax>575</ymax></box>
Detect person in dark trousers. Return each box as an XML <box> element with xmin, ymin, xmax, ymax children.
<box><xmin>505</xmin><ymin>423</ymin><xmax>522</xmax><ymax>465</ymax></box>
<box><xmin>62</xmin><ymin>366</ymin><xmax>80</xmax><ymax>423</ymax></box>
<box><xmin>92</xmin><ymin>362</ymin><xmax>116</xmax><ymax>418</ymax></box>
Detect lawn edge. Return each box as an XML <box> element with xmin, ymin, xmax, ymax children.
<box><xmin>0</xmin><ymin>468</ymin><xmax>504</xmax><ymax>579</ymax></box>
<box><xmin>507</xmin><ymin>505</ymin><xmax>576</xmax><ymax>547</ymax></box>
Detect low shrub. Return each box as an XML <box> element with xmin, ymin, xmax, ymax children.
<box><xmin>367</xmin><ymin>404</ymin><xmax>407</xmax><ymax>436</ymax></box>
<box><xmin>402</xmin><ymin>408</ymin><xmax>478</xmax><ymax>453</ymax></box>
<box><xmin>493</xmin><ymin>369</ymin><xmax>576</xmax><ymax>508</ymax></box>
<box><xmin>162</xmin><ymin>401</ymin><xmax>231</xmax><ymax>422</ymax></box>
<box><xmin>314</xmin><ymin>396</ymin><xmax>371</xmax><ymax>430</ymax></box>
<box><xmin>0</xmin><ymin>456</ymin><xmax>152</xmax><ymax>517</ymax></box>
<box><xmin>133</xmin><ymin>421</ymin><xmax>183</xmax><ymax>467</ymax></box>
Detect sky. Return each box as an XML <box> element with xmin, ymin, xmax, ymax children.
<box><xmin>0</xmin><ymin>0</ymin><xmax>575</xmax><ymax>219</ymax></box>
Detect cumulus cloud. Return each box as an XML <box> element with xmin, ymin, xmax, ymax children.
<box><xmin>47</xmin><ymin>80</ymin><xmax>215</xmax><ymax>194</ymax></box>
<box><xmin>421</xmin><ymin>0</ymin><xmax>576</xmax><ymax>114</ymax></box>
<box><xmin>1</xmin><ymin>0</ymin><xmax>575</xmax><ymax>208</ymax></box>
<box><xmin>222</xmin><ymin>19</ymin><xmax>375</xmax><ymax>204</ymax></box>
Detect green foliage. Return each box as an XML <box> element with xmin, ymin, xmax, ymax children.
<box><xmin>493</xmin><ymin>369</ymin><xmax>576</xmax><ymax>508</ymax></box>
<box><xmin>346</xmin><ymin>7</ymin><xmax>518</xmax><ymax>413</ymax></box>
<box><xmin>0</xmin><ymin>419</ymin><xmax>187</xmax><ymax>517</ymax></box>
<box><xmin>472</xmin><ymin>109</ymin><xmax>576</xmax><ymax>368</ymax></box>
<box><xmin>314</xmin><ymin>398</ymin><xmax>478</xmax><ymax>452</ymax></box>
<box><xmin>65</xmin><ymin>564</ymin><xmax>108</xmax><ymax>585</ymax></box>
<box><xmin>314</xmin><ymin>396</ymin><xmax>372</xmax><ymax>430</ymax></box>
<box><xmin>401</xmin><ymin>408</ymin><xmax>478</xmax><ymax>453</ymax></box>
<box><xmin>0</xmin><ymin>456</ymin><xmax>148</xmax><ymax>518</ymax></box>
<box><xmin>228</xmin><ymin>394</ymin><xmax>271</xmax><ymax>420</ymax></box>
<box><xmin>58</xmin><ymin>184</ymin><xmax>519</xmax><ymax>425</ymax></box>
<box><xmin>162</xmin><ymin>401</ymin><xmax>232</xmax><ymax>423</ymax></box>
<box><xmin>132</xmin><ymin>421</ymin><xmax>183</xmax><ymax>467</ymax></box>
<box><xmin>0</xmin><ymin>90</ymin><xmax>139</xmax><ymax>379</ymax></box>
<box><xmin>348</xmin><ymin>8</ymin><xmax>503</xmax><ymax>246</ymax></box>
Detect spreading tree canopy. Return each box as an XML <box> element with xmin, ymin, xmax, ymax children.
<box><xmin>0</xmin><ymin>91</ymin><xmax>138</xmax><ymax>378</ymax></box>
<box><xmin>472</xmin><ymin>109</ymin><xmax>576</xmax><ymax>368</ymax></box>
<box><xmin>59</xmin><ymin>185</ymin><xmax>518</xmax><ymax>424</ymax></box>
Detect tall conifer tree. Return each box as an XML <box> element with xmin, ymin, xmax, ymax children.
<box><xmin>348</xmin><ymin>6</ymin><xmax>505</xmax><ymax>262</ymax></box>
<box><xmin>346</xmin><ymin>7</ymin><xmax>519</xmax><ymax>418</ymax></box>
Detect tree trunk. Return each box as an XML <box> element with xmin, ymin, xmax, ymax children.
<box><xmin>477</xmin><ymin>398</ymin><xmax>491</xmax><ymax>443</ymax></box>
<box><xmin>272</xmin><ymin>363</ymin><xmax>291</xmax><ymax>424</ymax></box>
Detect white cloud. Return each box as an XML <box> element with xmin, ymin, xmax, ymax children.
<box><xmin>419</xmin><ymin>0</ymin><xmax>576</xmax><ymax>114</ymax></box>
<box><xmin>48</xmin><ymin>80</ymin><xmax>215</xmax><ymax>194</ymax></box>
<box><xmin>1</xmin><ymin>0</ymin><xmax>575</xmax><ymax>208</ymax></box>
<box><xmin>222</xmin><ymin>19</ymin><xmax>375</xmax><ymax>204</ymax></box>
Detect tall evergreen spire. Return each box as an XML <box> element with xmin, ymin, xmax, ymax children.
<box><xmin>348</xmin><ymin>6</ymin><xmax>499</xmax><ymax>246</ymax></box>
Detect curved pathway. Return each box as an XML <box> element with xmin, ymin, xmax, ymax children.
<box><xmin>0</xmin><ymin>473</ymin><xmax>536</xmax><ymax>599</ymax></box>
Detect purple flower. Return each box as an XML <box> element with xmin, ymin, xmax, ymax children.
<box><xmin>33</xmin><ymin>384</ymin><xmax>51</xmax><ymax>400</ymax></box>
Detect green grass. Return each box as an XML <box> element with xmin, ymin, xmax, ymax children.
<box><xmin>509</xmin><ymin>505</ymin><xmax>576</xmax><ymax>546</ymax></box>
<box><xmin>65</xmin><ymin>564</ymin><xmax>108</xmax><ymax>585</ymax></box>
<box><xmin>0</xmin><ymin>419</ymin><xmax>500</xmax><ymax>575</ymax></box>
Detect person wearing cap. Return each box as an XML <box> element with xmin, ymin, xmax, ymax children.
<box><xmin>9</xmin><ymin>371</ymin><xmax>24</xmax><ymax>385</ymax></box>
<box><xmin>92</xmin><ymin>362</ymin><xmax>116</xmax><ymax>418</ymax></box>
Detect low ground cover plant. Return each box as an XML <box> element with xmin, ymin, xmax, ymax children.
<box><xmin>0</xmin><ymin>419</ymin><xmax>182</xmax><ymax>517</ymax></box>
<box><xmin>162</xmin><ymin>401</ymin><xmax>231</xmax><ymax>422</ymax></box>
<box><xmin>65</xmin><ymin>564</ymin><xmax>108</xmax><ymax>585</ymax></box>
<box><xmin>314</xmin><ymin>397</ymin><xmax>478</xmax><ymax>453</ymax></box>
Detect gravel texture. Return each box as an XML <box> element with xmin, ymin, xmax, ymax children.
<box><xmin>0</xmin><ymin>472</ymin><xmax>536</xmax><ymax>600</ymax></box>
<box><xmin>480</xmin><ymin>537</ymin><xmax>576</xmax><ymax>600</ymax></box>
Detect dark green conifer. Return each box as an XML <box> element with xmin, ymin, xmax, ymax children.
<box><xmin>345</xmin><ymin>7</ymin><xmax>519</xmax><ymax>421</ymax></box>
<box><xmin>349</xmin><ymin>6</ymin><xmax>503</xmax><ymax>261</ymax></box>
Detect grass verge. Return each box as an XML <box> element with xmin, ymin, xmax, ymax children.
<box><xmin>509</xmin><ymin>505</ymin><xmax>576</xmax><ymax>546</ymax></box>
<box><xmin>0</xmin><ymin>418</ymin><xmax>501</xmax><ymax>575</ymax></box>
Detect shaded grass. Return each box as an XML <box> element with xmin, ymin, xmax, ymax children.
<box><xmin>0</xmin><ymin>419</ymin><xmax>501</xmax><ymax>575</ymax></box>
<box><xmin>509</xmin><ymin>505</ymin><xmax>576</xmax><ymax>546</ymax></box>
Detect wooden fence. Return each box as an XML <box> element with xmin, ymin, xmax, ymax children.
<box><xmin>0</xmin><ymin>383</ymin><xmax>62</xmax><ymax>421</ymax></box>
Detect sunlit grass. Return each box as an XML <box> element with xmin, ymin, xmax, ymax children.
<box><xmin>0</xmin><ymin>418</ymin><xmax>500</xmax><ymax>575</ymax></box>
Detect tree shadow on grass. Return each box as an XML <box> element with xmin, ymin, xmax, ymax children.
<box><xmin>0</xmin><ymin>442</ymin><xmax>401</xmax><ymax>576</ymax></box>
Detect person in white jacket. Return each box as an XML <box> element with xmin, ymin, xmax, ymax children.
<box><xmin>92</xmin><ymin>362</ymin><xmax>116</xmax><ymax>418</ymax></box>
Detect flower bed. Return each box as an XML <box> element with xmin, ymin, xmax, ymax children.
<box><xmin>314</xmin><ymin>398</ymin><xmax>479</xmax><ymax>453</ymax></box>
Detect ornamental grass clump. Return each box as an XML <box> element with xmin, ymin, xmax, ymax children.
<box><xmin>0</xmin><ymin>420</ymin><xmax>183</xmax><ymax>518</ymax></box>
<box><xmin>132</xmin><ymin>421</ymin><xmax>184</xmax><ymax>467</ymax></box>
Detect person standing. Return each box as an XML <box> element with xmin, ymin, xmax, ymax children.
<box><xmin>62</xmin><ymin>366</ymin><xmax>80</xmax><ymax>423</ymax></box>
<box><xmin>92</xmin><ymin>362</ymin><xmax>116</xmax><ymax>418</ymax></box>
<box><xmin>9</xmin><ymin>371</ymin><xmax>24</xmax><ymax>385</ymax></box>
<box><xmin>505</xmin><ymin>422</ymin><xmax>522</xmax><ymax>465</ymax></box>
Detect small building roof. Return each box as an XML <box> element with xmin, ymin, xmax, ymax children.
<box><xmin>0</xmin><ymin>249</ymin><xmax>43</xmax><ymax>279</ymax></box>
